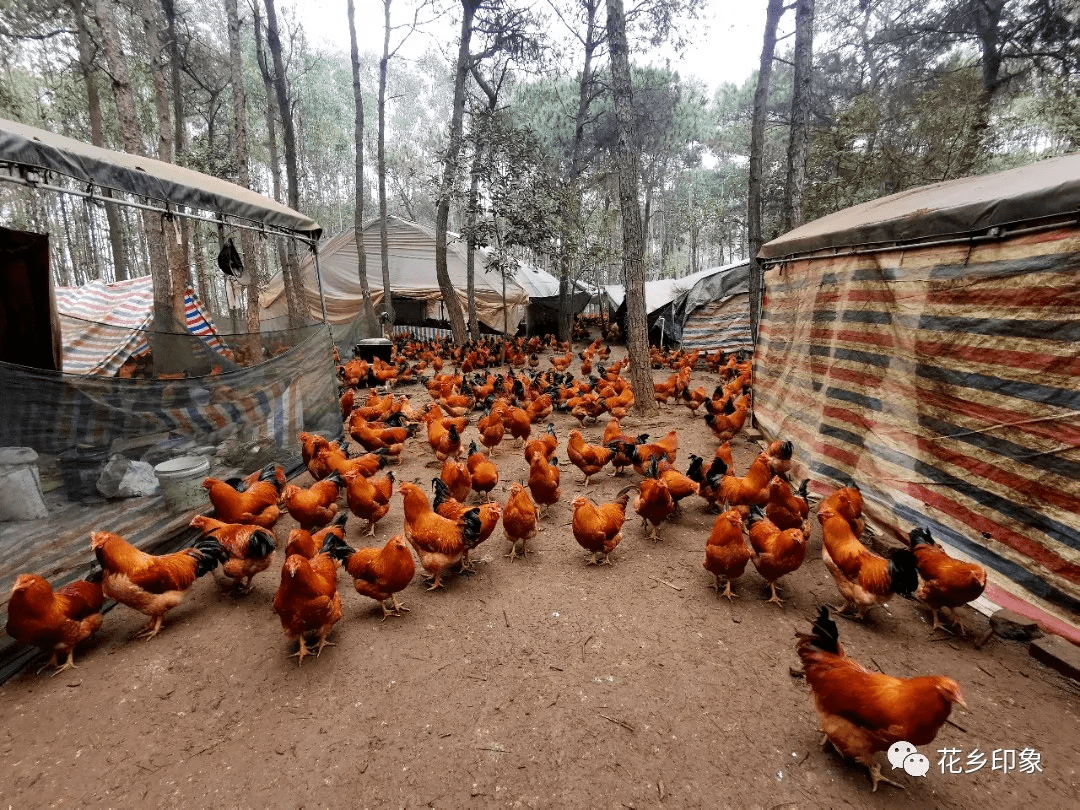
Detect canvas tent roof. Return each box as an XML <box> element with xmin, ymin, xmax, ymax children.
<box><xmin>612</xmin><ymin>262</ymin><xmax>750</xmax><ymax>345</ymax></box>
<box><xmin>55</xmin><ymin>277</ymin><xmax>227</xmax><ymax>375</ymax></box>
<box><xmin>515</xmin><ymin>263</ymin><xmax>591</xmax><ymax>314</ymax></box>
<box><xmin>259</xmin><ymin>216</ymin><xmax>530</xmax><ymax>332</ymax></box>
<box><xmin>760</xmin><ymin>152</ymin><xmax>1080</xmax><ymax>260</ymax></box>
<box><xmin>0</xmin><ymin>118</ymin><xmax>320</xmax><ymax>240</ymax></box>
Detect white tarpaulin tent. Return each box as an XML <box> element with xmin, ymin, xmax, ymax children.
<box><xmin>259</xmin><ymin>216</ymin><xmax>529</xmax><ymax>333</ymax></box>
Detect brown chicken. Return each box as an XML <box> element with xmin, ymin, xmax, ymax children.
<box><xmin>284</xmin><ymin>512</ymin><xmax>349</xmax><ymax>559</ymax></box>
<box><xmin>567</xmin><ymin>429</ymin><xmax>614</xmax><ymax>487</ymax></box>
<box><xmin>655</xmin><ymin>459</ymin><xmax>700</xmax><ymax>507</ymax></box>
<box><xmin>477</xmin><ymin>407</ymin><xmax>505</xmax><ymax>455</ymax></box>
<box><xmin>349</xmin><ymin>414</ymin><xmax>416</xmax><ymax>452</ymax></box>
<box><xmin>466</xmin><ymin>441</ymin><xmax>500</xmax><ymax>501</ymax></box>
<box><xmin>202</xmin><ymin>469</ymin><xmax>282</xmax><ymax>528</ymax></box>
<box><xmin>819</xmin><ymin>501</ymin><xmax>919</xmax><ymax>618</ymax></box>
<box><xmin>322</xmin><ymin>533</ymin><xmax>416</xmax><ymax>619</ymax></box>
<box><xmin>189</xmin><ymin>515</ymin><xmax>277</xmax><ymax>593</ymax></box>
<box><xmin>631</xmin><ymin>429</ymin><xmax>679</xmax><ymax>476</ymax></box>
<box><xmin>797</xmin><ymin>606</ymin><xmax>967</xmax><ymax>791</ymax></box>
<box><xmin>399</xmin><ymin>482</ymin><xmax>482</xmax><ymax>590</ymax></box>
<box><xmin>718</xmin><ymin>452</ymin><xmax>773</xmax><ymax>516</ymax></box>
<box><xmin>504</xmin><ymin>406</ymin><xmax>532</xmax><ymax>444</ymax></box>
<box><xmin>526</xmin><ymin>451</ymin><xmax>561</xmax><ymax>518</ymax></box>
<box><xmin>6</xmin><ymin>572</ymin><xmax>104</xmax><ymax>674</ymax></box>
<box><xmin>908</xmin><ymin>527</ymin><xmax>988</xmax><ymax>634</ymax></box>
<box><xmin>432</xmin><ymin>479</ymin><xmax>502</xmax><ymax>571</ymax></box>
<box><xmin>571</xmin><ymin>486</ymin><xmax>636</xmax><ymax>565</ymax></box>
<box><xmin>705</xmin><ymin>395</ymin><xmax>750</xmax><ymax>442</ymax></box>
<box><xmin>439</xmin><ymin>458</ymin><xmax>473</xmax><ymax>503</ymax></box>
<box><xmin>550</xmin><ymin>350</ymin><xmax>573</xmax><ymax>371</ymax></box>
<box><xmin>633</xmin><ymin>464</ymin><xmax>675</xmax><ymax>542</ymax></box>
<box><xmin>680</xmin><ymin>385</ymin><xmax>708</xmax><ymax>417</ymax></box>
<box><xmin>273</xmin><ymin>551</ymin><xmax>342</xmax><ymax>664</ymax></box>
<box><xmin>343</xmin><ymin>469</ymin><xmax>395</xmax><ymax>536</ymax></box>
<box><xmin>821</xmin><ymin>485</ymin><xmax>865</xmax><ymax>538</ymax></box>
<box><xmin>90</xmin><ymin>531</ymin><xmax>227</xmax><ymax>640</ymax></box>
<box><xmin>702</xmin><ymin>508</ymin><xmax>751</xmax><ymax>599</ymax></box>
<box><xmin>765</xmin><ymin>476</ymin><xmax>810</xmax><ymax>531</ymax></box>
<box><xmin>765</xmin><ymin>439</ymin><xmax>795</xmax><ymax>477</ymax></box>
<box><xmin>746</xmin><ymin>505</ymin><xmax>808</xmax><ymax>606</ymax></box>
<box><xmin>523</xmin><ymin>422</ymin><xmax>558</xmax><ymax>464</ymax></box>
<box><xmin>431</xmin><ymin>421</ymin><xmax>463</xmax><ymax>462</ymax></box>
<box><xmin>502</xmin><ymin>482</ymin><xmax>539</xmax><ymax>561</ymax></box>
<box><xmin>687</xmin><ymin>454</ymin><xmax>727</xmax><ymax>513</ymax></box>
<box><xmin>281</xmin><ymin>472</ymin><xmax>343</xmax><ymax>531</ymax></box>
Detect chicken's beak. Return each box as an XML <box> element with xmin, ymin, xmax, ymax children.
<box><xmin>956</xmin><ymin>696</ymin><xmax>969</xmax><ymax>711</ymax></box>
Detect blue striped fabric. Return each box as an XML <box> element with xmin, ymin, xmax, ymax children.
<box><xmin>754</xmin><ymin>227</ymin><xmax>1080</xmax><ymax>629</ymax></box>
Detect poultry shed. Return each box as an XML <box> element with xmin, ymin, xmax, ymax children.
<box><xmin>754</xmin><ymin>153</ymin><xmax>1080</xmax><ymax>638</ymax></box>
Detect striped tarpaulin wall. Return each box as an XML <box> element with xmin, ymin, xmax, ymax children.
<box><xmin>56</xmin><ymin>278</ymin><xmax>228</xmax><ymax>375</ymax></box>
<box><xmin>55</xmin><ymin>278</ymin><xmax>154</xmax><ymax>375</ymax></box>
<box><xmin>680</xmin><ymin>294</ymin><xmax>753</xmax><ymax>352</ymax></box>
<box><xmin>184</xmin><ymin>291</ymin><xmax>226</xmax><ymax>353</ymax></box>
<box><xmin>754</xmin><ymin>227</ymin><xmax>1080</xmax><ymax>630</ymax></box>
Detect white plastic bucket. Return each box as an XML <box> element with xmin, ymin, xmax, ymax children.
<box><xmin>0</xmin><ymin>447</ymin><xmax>48</xmax><ymax>521</ymax></box>
<box><xmin>155</xmin><ymin>455</ymin><xmax>210</xmax><ymax>512</ymax></box>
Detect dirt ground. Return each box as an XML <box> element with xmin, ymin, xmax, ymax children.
<box><xmin>1</xmin><ymin>349</ymin><xmax>1078</xmax><ymax>809</ymax></box>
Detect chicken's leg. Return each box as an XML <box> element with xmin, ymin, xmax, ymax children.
<box><xmin>722</xmin><ymin>579</ymin><xmax>739</xmax><ymax>602</ymax></box>
<box><xmin>766</xmin><ymin>582</ymin><xmax>784</xmax><ymax>607</ymax></box>
<box><xmin>50</xmin><ymin>649</ymin><xmax>79</xmax><ymax>676</ymax></box>
<box><xmin>868</xmin><ymin>763</ymin><xmax>906</xmax><ymax>792</ymax></box>
<box><xmin>134</xmin><ymin>616</ymin><xmax>164</xmax><ymax>641</ymax></box>
<box><xmin>291</xmin><ymin>636</ymin><xmax>311</xmax><ymax>666</ymax></box>
<box><xmin>388</xmin><ymin>594</ymin><xmax>409</xmax><ymax>616</ymax></box>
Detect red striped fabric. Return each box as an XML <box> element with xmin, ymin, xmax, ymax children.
<box><xmin>754</xmin><ymin>228</ymin><xmax>1080</xmax><ymax>630</ymax></box>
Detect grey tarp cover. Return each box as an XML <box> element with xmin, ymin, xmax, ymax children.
<box><xmin>613</xmin><ymin>262</ymin><xmax>750</xmax><ymax>346</ymax></box>
<box><xmin>0</xmin><ymin>117</ymin><xmax>321</xmax><ymax>239</ymax></box>
<box><xmin>760</xmin><ymin>152</ymin><xmax>1080</xmax><ymax>259</ymax></box>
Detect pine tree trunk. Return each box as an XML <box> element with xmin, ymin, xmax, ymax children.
<box><xmin>93</xmin><ymin>0</ymin><xmax>175</xmax><ymax>342</ymax></box>
<box><xmin>605</xmin><ymin>0</ymin><xmax>656</xmax><ymax>417</ymax></box>
<box><xmin>466</xmin><ymin>152</ymin><xmax>480</xmax><ymax>340</ymax></box>
<box><xmin>224</xmin><ymin>0</ymin><xmax>262</xmax><ymax>347</ymax></box>
<box><xmin>74</xmin><ymin>0</ymin><xmax>127</xmax><ymax>282</ymax></box>
<box><xmin>253</xmin><ymin>0</ymin><xmax>289</xmax><ymax>285</ymax></box>
<box><xmin>377</xmin><ymin>0</ymin><xmax>395</xmax><ymax>328</ymax></box>
<box><xmin>558</xmin><ymin>0</ymin><xmax>601</xmax><ymax>343</ymax></box>
<box><xmin>783</xmin><ymin>0</ymin><xmax>814</xmax><ymax>232</ymax></box>
<box><xmin>345</xmin><ymin>0</ymin><xmax>377</xmax><ymax>336</ymax></box>
<box><xmin>748</xmin><ymin>0</ymin><xmax>784</xmax><ymax>344</ymax></box>
<box><xmin>263</xmin><ymin>0</ymin><xmax>308</xmax><ymax>328</ymax></box>
<box><xmin>433</xmin><ymin>0</ymin><xmax>478</xmax><ymax>344</ymax></box>
<box><xmin>161</xmin><ymin>0</ymin><xmax>192</xmax><ymax>320</ymax></box>
<box><xmin>140</xmin><ymin>0</ymin><xmax>187</xmax><ymax>329</ymax></box>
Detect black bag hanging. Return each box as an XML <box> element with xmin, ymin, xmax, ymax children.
<box><xmin>216</xmin><ymin>237</ymin><xmax>244</xmax><ymax>277</ymax></box>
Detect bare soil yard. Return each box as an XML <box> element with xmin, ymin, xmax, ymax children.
<box><xmin>1</xmin><ymin>353</ymin><xmax>1078</xmax><ymax>808</ymax></box>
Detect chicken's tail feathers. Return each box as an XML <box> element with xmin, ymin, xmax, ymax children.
<box><xmin>461</xmin><ymin>508</ymin><xmax>484</xmax><ymax>549</ymax></box>
<box><xmin>747</xmin><ymin>503</ymin><xmax>766</xmax><ymax>524</ymax></box>
<box><xmin>249</xmin><ymin>530</ymin><xmax>277</xmax><ymax>560</ymax></box>
<box><xmin>189</xmin><ymin>539</ymin><xmax>229</xmax><ymax>576</ymax></box>
<box><xmin>319</xmin><ymin>533</ymin><xmax>354</xmax><ymax>561</ymax></box>
<box><xmin>888</xmin><ymin>548</ymin><xmax>920</xmax><ymax>596</ymax></box>
<box><xmin>797</xmin><ymin>479</ymin><xmax>810</xmax><ymax>500</ymax></box>
<box><xmin>908</xmin><ymin>526</ymin><xmax>935</xmax><ymax>549</ymax></box>
<box><xmin>797</xmin><ymin>605</ymin><xmax>842</xmax><ymax>656</ymax></box>
<box><xmin>84</xmin><ymin>565</ymin><xmax>104</xmax><ymax>585</ymax></box>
